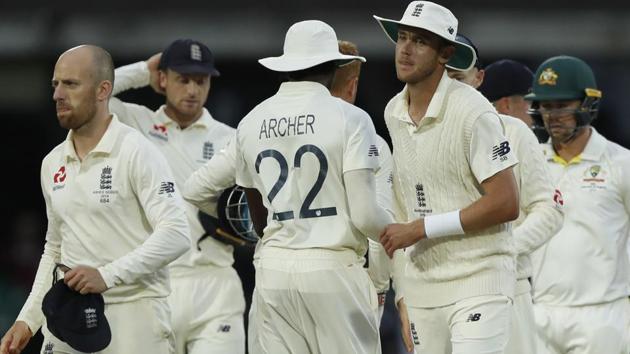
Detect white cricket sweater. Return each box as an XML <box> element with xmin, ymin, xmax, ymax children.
<box><xmin>386</xmin><ymin>73</ymin><xmax>517</xmax><ymax>307</ymax></box>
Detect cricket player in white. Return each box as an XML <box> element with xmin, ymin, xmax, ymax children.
<box><xmin>198</xmin><ymin>20</ymin><xmax>391</xmax><ymax>354</ymax></box>
<box><xmin>527</xmin><ymin>56</ymin><xmax>630</xmax><ymax>354</ymax></box>
<box><xmin>375</xmin><ymin>2</ymin><xmax>521</xmax><ymax>353</ymax></box>
<box><xmin>0</xmin><ymin>45</ymin><xmax>190</xmax><ymax>354</ymax></box>
<box><xmin>108</xmin><ymin>39</ymin><xmax>245</xmax><ymax>354</ymax></box>
<box><xmin>331</xmin><ymin>39</ymin><xmax>395</xmax><ymax>321</ymax></box>
<box><xmin>447</xmin><ymin>36</ymin><xmax>565</xmax><ymax>354</ymax></box>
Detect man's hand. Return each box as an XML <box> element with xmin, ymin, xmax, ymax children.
<box><xmin>64</xmin><ymin>265</ymin><xmax>108</xmax><ymax>295</ymax></box>
<box><xmin>146</xmin><ymin>53</ymin><xmax>164</xmax><ymax>95</ymax></box>
<box><xmin>0</xmin><ymin>321</ymin><xmax>32</xmax><ymax>354</ymax></box>
<box><xmin>380</xmin><ymin>219</ymin><xmax>425</xmax><ymax>258</ymax></box>
<box><xmin>397</xmin><ymin>298</ymin><xmax>414</xmax><ymax>353</ymax></box>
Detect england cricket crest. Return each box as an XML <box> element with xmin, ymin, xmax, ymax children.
<box><xmin>202</xmin><ymin>141</ymin><xmax>214</xmax><ymax>160</ymax></box>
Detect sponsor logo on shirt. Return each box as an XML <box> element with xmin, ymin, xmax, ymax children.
<box><xmin>158</xmin><ymin>182</ymin><xmax>176</xmax><ymax>197</ymax></box>
<box><xmin>491</xmin><ymin>141</ymin><xmax>511</xmax><ymax>161</ymax></box>
<box><xmin>148</xmin><ymin>124</ymin><xmax>168</xmax><ymax>142</ymax></box>
<box><xmin>553</xmin><ymin>189</ymin><xmax>564</xmax><ymax>208</ymax></box>
<box><xmin>53</xmin><ymin>166</ymin><xmax>66</xmax><ymax>191</ymax></box>
<box><xmin>368</xmin><ymin>144</ymin><xmax>379</xmax><ymax>157</ymax></box>
<box><xmin>44</xmin><ymin>342</ymin><xmax>54</xmax><ymax>354</ymax></box>
<box><xmin>202</xmin><ymin>141</ymin><xmax>214</xmax><ymax>160</ymax></box>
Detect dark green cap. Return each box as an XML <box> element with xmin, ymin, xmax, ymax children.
<box><xmin>525</xmin><ymin>55</ymin><xmax>601</xmax><ymax>101</ymax></box>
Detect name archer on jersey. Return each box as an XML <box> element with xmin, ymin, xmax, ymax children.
<box><xmin>259</xmin><ymin>114</ymin><xmax>315</xmax><ymax>140</ymax></box>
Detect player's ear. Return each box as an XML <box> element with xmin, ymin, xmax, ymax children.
<box><xmin>438</xmin><ymin>44</ymin><xmax>455</xmax><ymax>65</ymax></box>
<box><xmin>158</xmin><ymin>70</ymin><xmax>168</xmax><ymax>91</ymax></box>
<box><xmin>96</xmin><ymin>80</ymin><xmax>112</xmax><ymax>101</ymax></box>
<box><xmin>474</xmin><ymin>69</ymin><xmax>485</xmax><ymax>89</ymax></box>
<box><xmin>348</xmin><ymin>77</ymin><xmax>359</xmax><ymax>103</ymax></box>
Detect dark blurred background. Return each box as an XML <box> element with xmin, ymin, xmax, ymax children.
<box><xmin>2</xmin><ymin>1</ymin><xmax>630</xmax><ymax>353</ymax></box>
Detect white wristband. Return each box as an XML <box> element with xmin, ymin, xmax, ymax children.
<box><xmin>424</xmin><ymin>210</ymin><xmax>464</xmax><ymax>239</ymax></box>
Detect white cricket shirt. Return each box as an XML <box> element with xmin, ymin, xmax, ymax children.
<box><xmin>531</xmin><ymin>127</ymin><xmax>630</xmax><ymax>306</ymax></box>
<box><xmin>17</xmin><ymin>116</ymin><xmax>189</xmax><ymax>332</ymax></box>
<box><xmin>500</xmin><ymin>115</ymin><xmax>563</xmax><ymax>283</ymax></box>
<box><xmin>233</xmin><ymin>81</ymin><xmax>379</xmax><ymax>256</ymax></box>
<box><xmin>110</xmin><ymin>61</ymin><xmax>236</xmax><ymax>274</ymax></box>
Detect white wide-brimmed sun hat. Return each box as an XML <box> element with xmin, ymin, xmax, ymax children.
<box><xmin>259</xmin><ymin>20</ymin><xmax>366</xmax><ymax>72</ymax></box>
<box><xmin>373</xmin><ymin>1</ymin><xmax>476</xmax><ymax>71</ymax></box>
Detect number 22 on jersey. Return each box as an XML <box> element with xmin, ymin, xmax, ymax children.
<box><xmin>255</xmin><ymin>144</ymin><xmax>337</xmax><ymax>221</ymax></box>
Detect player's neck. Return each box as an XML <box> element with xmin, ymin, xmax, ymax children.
<box><xmin>72</xmin><ymin>111</ymin><xmax>112</xmax><ymax>161</ymax></box>
<box><xmin>164</xmin><ymin>105</ymin><xmax>202</xmax><ymax>129</ymax></box>
<box><xmin>406</xmin><ymin>69</ymin><xmax>442</xmax><ymax>125</ymax></box>
<box><xmin>553</xmin><ymin>126</ymin><xmax>592</xmax><ymax>162</ymax></box>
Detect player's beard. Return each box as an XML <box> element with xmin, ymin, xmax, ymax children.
<box><xmin>165</xmin><ymin>96</ymin><xmax>203</xmax><ymax>125</ymax></box>
<box><xmin>395</xmin><ymin>56</ymin><xmax>440</xmax><ymax>85</ymax></box>
<box><xmin>546</xmin><ymin>120</ymin><xmax>582</xmax><ymax>145</ymax></box>
<box><xmin>56</xmin><ymin>94</ymin><xmax>97</xmax><ymax>131</ymax></box>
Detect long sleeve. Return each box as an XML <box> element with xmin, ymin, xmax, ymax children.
<box><xmin>15</xmin><ymin>163</ymin><xmax>62</xmax><ymax>333</ymax></box>
<box><xmin>109</xmin><ymin>62</ymin><xmax>155</xmax><ymax>130</ymax></box>
<box><xmin>344</xmin><ymin>169</ymin><xmax>393</xmax><ymax>242</ymax></box>
<box><xmin>183</xmin><ymin>137</ymin><xmax>238</xmax><ymax>215</ymax></box>
<box><xmin>112</xmin><ymin>61</ymin><xmax>150</xmax><ymax>96</ymax></box>
<box><xmin>509</xmin><ymin>118</ymin><xmax>563</xmax><ymax>255</ymax></box>
<box><xmin>97</xmin><ymin>140</ymin><xmax>190</xmax><ymax>288</ymax></box>
<box><xmin>366</xmin><ymin>136</ymin><xmax>395</xmax><ymax>293</ymax></box>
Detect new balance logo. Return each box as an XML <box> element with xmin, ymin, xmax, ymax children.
<box><xmin>492</xmin><ymin>141</ymin><xmax>511</xmax><ymax>161</ymax></box>
<box><xmin>218</xmin><ymin>324</ymin><xmax>231</xmax><ymax>333</ymax></box>
<box><xmin>158</xmin><ymin>182</ymin><xmax>175</xmax><ymax>196</ymax></box>
<box><xmin>466</xmin><ymin>313</ymin><xmax>481</xmax><ymax>322</ymax></box>
<box><xmin>368</xmin><ymin>145</ymin><xmax>379</xmax><ymax>157</ymax></box>
<box><xmin>411</xmin><ymin>3</ymin><xmax>424</xmax><ymax>16</ymax></box>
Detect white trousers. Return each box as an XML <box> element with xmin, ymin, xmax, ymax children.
<box><xmin>406</xmin><ymin>294</ymin><xmax>512</xmax><ymax>354</ymax></box>
<box><xmin>250</xmin><ymin>248</ymin><xmax>381</xmax><ymax>354</ymax></box>
<box><xmin>41</xmin><ymin>297</ymin><xmax>174</xmax><ymax>354</ymax></box>
<box><xmin>169</xmin><ymin>266</ymin><xmax>245</xmax><ymax>354</ymax></box>
<box><xmin>504</xmin><ymin>279</ymin><xmax>537</xmax><ymax>354</ymax></box>
<box><xmin>534</xmin><ymin>297</ymin><xmax>630</xmax><ymax>354</ymax></box>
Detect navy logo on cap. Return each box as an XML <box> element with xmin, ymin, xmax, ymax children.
<box><xmin>448</xmin><ymin>27</ymin><xmax>454</xmax><ymax>34</ymax></box>
<box><xmin>411</xmin><ymin>3</ymin><xmax>424</xmax><ymax>16</ymax></box>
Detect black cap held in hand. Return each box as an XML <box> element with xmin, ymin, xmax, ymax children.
<box><xmin>158</xmin><ymin>39</ymin><xmax>220</xmax><ymax>76</ymax></box>
<box><xmin>42</xmin><ymin>280</ymin><xmax>111</xmax><ymax>352</ymax></box>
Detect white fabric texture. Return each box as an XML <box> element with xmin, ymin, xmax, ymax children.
<box><xmin>406</xmin><ymin>294</ymin><xmax>512</xmax><ymax>354</ymax></box>
<box><xmin>385</xmin><ymin>72</ymin><xmax>516</xmax><ymax>307</ymax></box>
<box><xmin>18</xmin><ymin>116</ymin><xmax>190</xmax><ymax>332</ymax></box>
